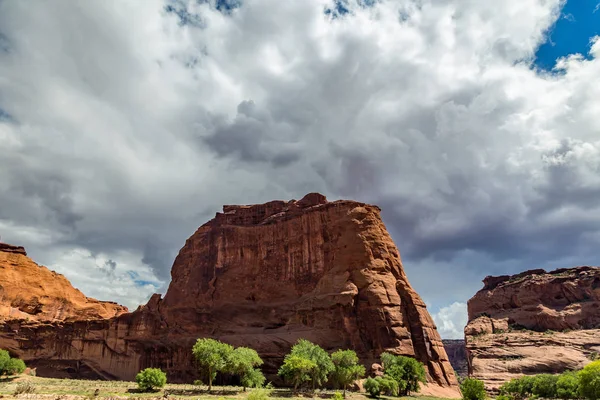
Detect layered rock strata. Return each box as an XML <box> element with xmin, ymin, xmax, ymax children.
<box><xmin>0</xmin><ymin>193</ymin><xmax>458</xmax><ymax>394</ymax></box>
<box><xmin>0</xmin><ymin>243</ymin><xmax>127</xmax><ymax>321</ymax></box>
<box><xmin>465</xmin><ymin>267</ymin><xmax>600</xmax><ymax>390</ymax></box>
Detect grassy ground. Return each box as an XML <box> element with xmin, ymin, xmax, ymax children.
<box><xmin>0</xmin><ymin>375</ymin><xmax>448</xmax><ymax>400</ymax></box>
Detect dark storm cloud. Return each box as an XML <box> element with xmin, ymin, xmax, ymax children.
<box><xmin>2</xmin><ymin>0</ymin><xmax>599</xmax><ymax>336</ymax></box>
<box><xmin>203</xmin><ymin>100</ymin><xmax>302</xmax><ymax>167</ymax></box>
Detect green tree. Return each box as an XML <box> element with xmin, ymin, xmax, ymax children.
<box><xmin>0</xmin><ymin>350</ymin><xmax>26</xmax><ymax>376</ymax></box>
<box><xmin>331</xmin><ymin>349</ymin><xmax>366</xmax><ymax>397</ymax></box>
<box><xmin>0</xmin><ymin>350</ymin><xmax>11</xmax><ymax>375</ymax></box>
<box><xmin>532</xmin><ymin>374</ymin><xmax>559</xmax><ymax>398</ymax></box>
<box><xmin>242</xmin><ymin>368</ymin><xmax>266</xmax><ymax>390</ymax></box>
<box><xmin>227</xmin><ymin>347</ymin><xmax>264</xmax><ymax>391</ymax></box>
<box><xmin>192</xmin><ymin>338</ymin><xmax>234</xmax><ymax>391</ymax></box>
<box><xmin>380</xmin><ymin>352</ymin><xmax>426</xmax><ymax>395</ymax></box>
<box><xmin>557</xmin><ymin>371</ymin><xmax>580</xmax><ymax>399</ymax></box>
<box><xmin>579</xmin><ymin>360</ymin><xmax>600</xmax><ymax>400</ymax></box>
<box><xmin>135</xmin><ymin>368</ymin><xmax>167</xmax><ymax>392</ymax></box>
<box><xmin>460</xmin><ymin>377</ymin><xmax>486</xmax><ymax>400</ymax></box>
<box><xmin>5</xmin><ymin>358</ymin><xmax>26</xmax><ymax>375</ymax></box>
<box><xmin>278</xmin><ymin>355</ymin><xmax>317</xmax><ymax>393</ymax></box>
<box><xmin>288</xmin><ymin>339</ymin><xmax>334</xmax><ymax>390</ymax></box>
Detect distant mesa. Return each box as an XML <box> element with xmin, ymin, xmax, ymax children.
<box><xmin>0</xmin><ymin>241</ymin><xmax>127</xmax><ymax>322</ymax></box>
<box><xmin>465</xmin><ymin>266</ymin><xmax>600</xmax><ymax>391</ymax></box>
<box><xmin>0</xmin><ymin>193</ymin><xmax>458</xmax><ymax>396</ymax></box>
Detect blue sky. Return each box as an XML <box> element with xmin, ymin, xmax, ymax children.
<box><xmin>535</xmin><ymin>0</ymin><xmax>600</xmax><ymax>69</ymax></box>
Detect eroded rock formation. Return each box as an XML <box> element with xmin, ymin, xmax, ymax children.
<box><xmin>465</xmin><ymin>267</ymin><xmax>600</xmax><ymax>391</ymax></box>
<box><xmin>0</xmin><ymin>193</ymin><xmax>458</xmax><ymax>394</ymax></box>
<box><xmin>0</xmin><ymin>243</ymin><xmax>127</xmax><ymax>321</ymax></box>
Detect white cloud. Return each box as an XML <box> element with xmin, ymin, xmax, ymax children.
<box><xmin>433</xmin><ymin>302</ymin><xmax>468</xmax><ymax>339</ymax></box>
<box><xmin>0</xmin><ymin>0</ymin><xmax>599</xmax><ymax>319</ymax></box>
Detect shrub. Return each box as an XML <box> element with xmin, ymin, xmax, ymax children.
<box><xmin>496</xmin><ymin>395</ymin><xmax>512</xmax><ymax>400</ymax></box>
<box><xmin>332</xmin><ymin>391</ymin><xmax>344</xmax><ymax>400</ymax></box>
<box><xmin>579</xmin><ymin>360</ymin><xmax>600</xmax><ymax>400</ymax></box>
<box><xmin>500</xmin><ymin>376</ymin><xmax>536</xmax><ymax>400</ymax></box>
<box><xmin>460</xmin><ymin>377</ymin><xmax>486</xmax><ymax>400</ymax></box>
<box><xmin>135</xmin><ymin>368</ymin><xmax>167</xmax><ymax>392</ymax></box>
<box><xmin>364</xmin><ymin>377</ymin><xmax>381</xmax><ymax>398</ymax></box>
<box><xmin>377</xmin><ymin>376</ymin><xmax>399</xmax><ymax>396</ymax></box>
<box><xmin>0</xmin><ymin>349</ymin><xmax>27</xmax><ymax>376</ymax></box>
<box><xmin>557</xmin><ymin>371</ymin><xmax>580</xmax><ymax>399</ymax></box>
<box><xmin>5</xmin><ymin>358</ymin><xmax>26</xmax><ymax>375</ymax></box>
<box><xmin>247</xmin><ymin>387</ymin><xmax>273</xmax><ymax>400</ymax></box>
<box><xmin>14</xmin><ymin>381</ymin><xmax>36</xmax><ymax>395</ymax></box>
<box><xmin>532</xmin><ymin>374</ymin><xmax>558</xmax><ymax>398</ymax></box>
<box><xmin>380</xmin><ymin>352</ymin><xmax>426</xmax><ymax>395</ymax></box>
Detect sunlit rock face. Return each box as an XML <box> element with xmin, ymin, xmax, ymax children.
<box><xmin>0</xmin><ymin>193</ymin><xmax>457</xmax><ymax>394</ymax></box>
<box><xmin>465</xmin><ymin>267</ymin><xmax>600</xmax><ymax>391</ymax></box>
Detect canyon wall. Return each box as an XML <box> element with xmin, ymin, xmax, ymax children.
<box><xmin>0</xmin><ymin>193</ymin><xmax>458</xmax><ymax>394</ymax></box>
<box><xmin>465</xmin><ymin>267</ymin><xmax>600</xmax><ymax>390</ymax></box>
<box><xmin>443</xmin><ymin>340</ymin><xmax>467</xmax><ymax>377</ymax></box>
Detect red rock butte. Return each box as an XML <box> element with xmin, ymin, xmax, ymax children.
<box><xmin>465</xmin><ymin>266</ymin><xmax>600</xmax><ymax>391</ymax></box>
<box><xmin>0</xmin><ymin>193</ymin><xmax>458</xmax><ymax>394</ymax></box>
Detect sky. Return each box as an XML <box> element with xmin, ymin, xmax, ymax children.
<box><xmin>0</xmin><ymin>0</ymin><xmax>599</xmax><ymax>339</ymax></box>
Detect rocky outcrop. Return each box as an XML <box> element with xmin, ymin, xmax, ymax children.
<box><xmin>0</xmin><ymin>243</ymin><xmax>128</xmax><ymax>322</ymax></box>
<box><xmin>0</xmin><ymin>194</ymin><xmax>458</xmax><ymax>395</ymax></box>
<box><xmin>465</xmin><ymin>267</ymin><xmax>600</xmax><ymax>391</ymax></box>
<box><xmin>443</xmin><ymin>340</ymin><xmax>467</xmax><ymax>377</ymax></box>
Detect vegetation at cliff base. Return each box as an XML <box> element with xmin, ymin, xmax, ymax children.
<box><xmin>459</xmin><ymin>378</ymin><xmax>485</xmax><ymax>400</ymax></box>
<box><xmin>499</xmin><ymin>362</ymin><xmax>600</xmax><ymax>400</ymax></box>
<box><xmin>136</xmin><ymin>368</ymin><xmax>167</xmax><ymax>392</ymax></box>
<box><xmin>331</xmin><ymin>349</ymin><xmax>366</xmax><ymax>396</ymax></box>
<box><xmin>0</xmin><ymin>349</ymin><xmax>26</xmax><ymax>376</ymax></box>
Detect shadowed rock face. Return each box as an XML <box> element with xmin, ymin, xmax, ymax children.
<box><xmin>0</xmin><ymin>193</ymin><xmax>457</xmax><ymax>394</ymax></box>
<box><xmin>465</xmin><ymin>267</ymin><xmax>600</xmax><ymax>391</ymax></box>
<box><xmin>443</xmin><ymin>340</ymin><xmax>467</xmax><ymax>377</ymax></box>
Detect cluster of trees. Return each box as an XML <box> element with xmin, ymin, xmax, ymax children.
<box><xmin>192</xmin><ymin>338</ymin><xmax>265</xmax><ymax>391</ymax></box>
<box><xmin>133</xmin><ymin>338</ymin><xmax>430</xmax><ymax>396</ymax></box>
<box><xmin>0</xmin><ymin>349</ymin><xmax>26</xmax><ymax>376</ymax></box>
<box><xmin>278</xmin><ymin>339</ymin><xmax>365</xmax><ymax>395</ymax></box>
<box><xmin>498</xmin><ymin>361</ymin><xmax>600</xmax><ymax>400</ymax></box>
<box><xmin>363</xmin><ymin>352</ymin><xmax>426</xmax><ymax>398</ymax></box>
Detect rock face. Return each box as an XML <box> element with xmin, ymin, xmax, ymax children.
<box><xmin>443</xmin><ymin>340</ymin><xmax>467</xmax><ymax>377</ymax></box>
<box><xmin>465</xmin><ymin>267</ymin><xmax>600</xmax><ymax>391</ymax></box>
<box><xmin>0</xmin><ymin>194</ymin><xmax>458</xmax><ymax>394</ymax></box>
<box><xmin>0</xmin><ymin>243</ymin><xmax>128</xmax><ymax>322</ymax></box>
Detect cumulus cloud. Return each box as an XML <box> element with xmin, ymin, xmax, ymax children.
<box><xmin>433</xmin><ymin>302</ymin><xmax>468</xmax><ymax>340</ymax></box>
<box><xmin>0</xmin><ymin>0</ymin><xmax>599</xmax><ymax>325</ymax></box>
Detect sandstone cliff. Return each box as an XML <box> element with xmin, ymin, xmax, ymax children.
<box><xmin>0</xmin><ymin>243</ymin><xmax>127</xmax><ymax>322</ymax></box>
<box><xmin>0</xmin><ymin>194</ymin><xmax>458</xmax><ymax>394</ymax></box>
<box><xmin>465</xmin><ymin>267</ymin><xmax>600</xmax><ymax>390</ymax></box>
